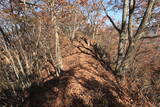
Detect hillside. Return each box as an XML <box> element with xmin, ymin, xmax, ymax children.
<box><xmin>0</xmin><ymin>0</ymin><xmax>160</xmax><ymax>106</ymax></box>
<box><xmin>23</xmin><ymin>36</ymin><xmax>133</xmax><ymax>107</ymax></box>
<box><xmin>0</xmin><ymin>34</ymin><xmax>159</xmax><ymax>106</ymax></box>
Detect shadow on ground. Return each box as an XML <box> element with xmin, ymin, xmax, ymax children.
<box><xmin>23</xmin><ymin>68</ymin><xmax>125</xmax><ymax>107</ymax></box>
<box><xmin>23</xmin><ymin>37</ymin><xmax>132</xmax><ymax>107</ymax></box>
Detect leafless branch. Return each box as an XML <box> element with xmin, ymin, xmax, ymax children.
<box><xmin>19</xmin><ymin>0</ymin><xmax>37</xmax><ymax>6</ymax></box>
<box><xmin>139</xmin><ymin>35</ymin><xmax>160</xmax><ymax>40</ymax></box>
<box><xmin>135</xmin><ymin>0</ymin><xmax>156</xmax><ymax>37</ymax></box>
<box><xmin>102</xmin><ymin>4</ymin><xmax>121</xmax><ymax>33</ymax></box>
<box><xmin>121</xmin><ymin>0</ymin><xmax>129</xmax><ymax>32</ymax></box>
<box><xmin>128</xmin><ymin>0</ymin><xmax>135</xmax><ymax>39</ymax></box>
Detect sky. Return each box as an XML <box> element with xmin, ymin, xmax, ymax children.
<box><xmin>101</xmin><ymin>8</ymin><xmax>122</xmax><ymax>26</ymax></box>
<box><xmin>104</xmin><ymin>0</ymin><xmax>122</xmax><ymax>24</ymax></box>
<box><xmin>108</xmin><ymin>10</ymin><xmax>122</xmax><ymax>23</ymax></box>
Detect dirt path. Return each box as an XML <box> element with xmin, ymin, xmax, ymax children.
<box><xmin>24</xmin><ymin>36</ymin><xmax>132</xmax><ymax>107</ymax></box>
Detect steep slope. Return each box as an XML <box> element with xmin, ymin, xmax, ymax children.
<box><xmin>23</xmin><ymin>36</ymin><xmax>132</xmax><ymax>107</ymax></box>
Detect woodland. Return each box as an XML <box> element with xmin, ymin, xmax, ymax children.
<box><xmin>0</xmin><ymin>0</ymin><xmax>160</xmax><ymax>106</ymax></box>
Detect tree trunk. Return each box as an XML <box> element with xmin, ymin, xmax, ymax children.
<box><xmin>71</xmin><ymin>10</ymin><xmax>77</xmax><ymax>40</ymax></box>
<box><xmin>116</xmin><ymin>32</ymin><xmax>129</xmax><ymax>73</ymax></box>
<box><xmin>55</xmin><ymin>29</ymin><xmax>63</xmax><ymax>77</ymax></box>
<box><xmin>116</xmin><ymin>0</ymin><xmax>129</xmax><ymax>74</ymax></box>
<box><xmin>51</xmin><ymin>0</ymin><xmax>63</xmax><ymax>77</ymax></box>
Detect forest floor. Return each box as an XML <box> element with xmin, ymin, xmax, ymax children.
<box><xmin>23</xmin><ymin>36</ymin><xmax>134</xmax><ymax>107</ymax></box>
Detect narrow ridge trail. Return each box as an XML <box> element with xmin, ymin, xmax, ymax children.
<box><xmin>24</xmin><ymin>36</ymin><xmax>132</xmax><ymax>107</ymax></box>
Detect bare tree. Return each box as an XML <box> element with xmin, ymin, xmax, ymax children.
<box><xmin>103</xmin><ymin>0</ymin><xmax>158</xmax><ymax>75</ymax></box>
<box><xmin>50</xmin><ymin>0</ymin><xmax>63</xmax><ymax>77</ymax></box>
